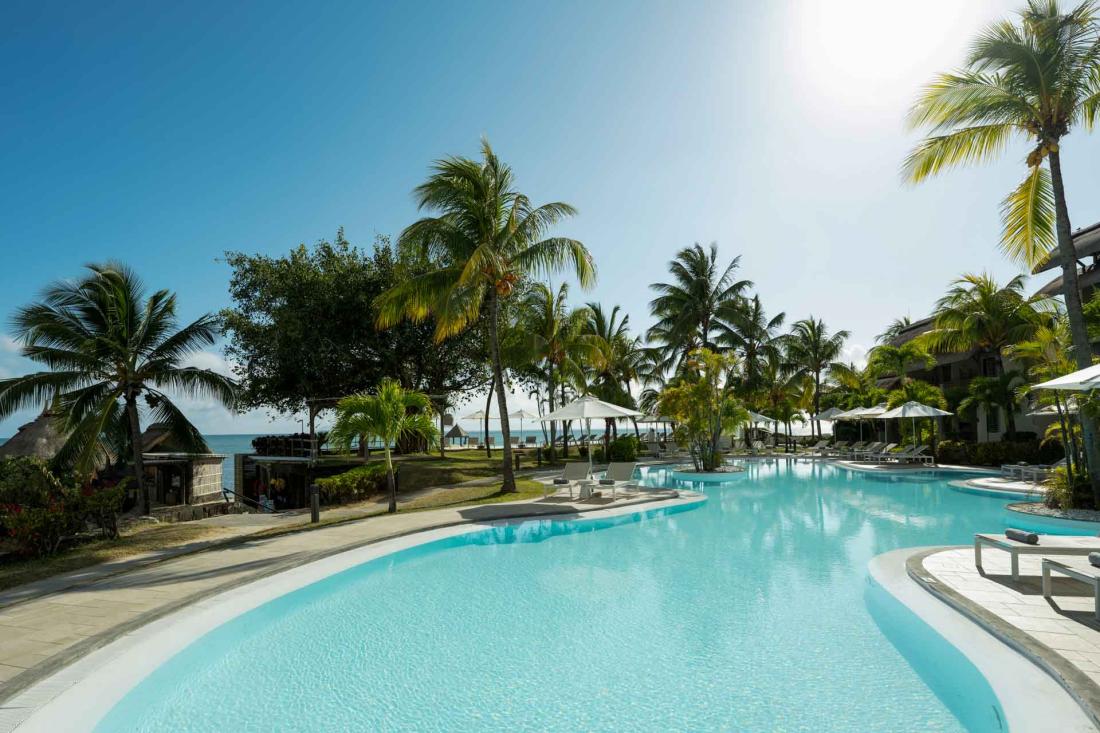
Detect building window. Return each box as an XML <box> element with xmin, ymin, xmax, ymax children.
<box><xmin>981</xmin><ymin>357</ymin><xmax>999</xmax><ymax>377</ymax></box>
<box><xmin>986</xmin><ymin>407</ymin><xmax>1001</xmax><ymax>434</ymax></box>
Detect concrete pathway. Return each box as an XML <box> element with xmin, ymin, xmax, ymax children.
<box><xmin>0</xmin><ymin>488</ymin><xmax>680</xmax><ymax>728</ymax></box>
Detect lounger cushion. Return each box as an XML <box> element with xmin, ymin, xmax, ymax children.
<box><xmin>553</xmin><ymin>478</ymin><xmax>570</xmax><ymax>485</ymax></box>
<box><xmin>1005</xmin><ymin>528</ymin><xmax>1039</xmax><ymax>545</ymax></box>
<box><xmin>599</xmin><ymin>479</ymin><xmax>615</xmax><ymax>486</ymax></box>
<box><xmin>1091</xmin><ymin>552</ymin><xmax>1100</xmax><ymax>569</ymax></box>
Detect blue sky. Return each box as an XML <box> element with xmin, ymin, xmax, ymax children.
<box><xmin>4</xmin><ymin>0</ymin><xmax>1100</xmax><ymax>436</ymax></box>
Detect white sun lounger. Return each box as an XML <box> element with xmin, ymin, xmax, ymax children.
<box><xmin>975</xmin><ymin>532</ymin><xmax>1100</xmax><ymax>581</ymax></box>
<box><xmin>598</xmin><ymin>462</ymin><xmax>640</xmax><ymax>499</ymax></box>
<box><xmin>546</xmin><ymin>462</ymin><xmax>591</xmax><ymax>499</ymax></box>
<box><xmin>1042</xmin><ymin>556</ymin><xmax>1100</xmax><ymax>620</ymax></box>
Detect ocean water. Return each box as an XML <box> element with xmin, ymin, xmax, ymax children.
<box><xmin>93</xmin><ymin>459</ymin><xmax>1077</xmax><ymax>732</ymax></box>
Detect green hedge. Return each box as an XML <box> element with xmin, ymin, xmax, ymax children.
<box><xmin>315</xmin><ymin>462</ymin><xmax>390</xmax><ymax>504</ymax></box>
<box><xmin>593</xmin><ymin>435</ymin><xmax>639</xmax><ymax>463</ymax></box>
<box><xmin>935</xmin><ymin>439</ymin><xmax>1063</xmax><ymax>467</ymax></box>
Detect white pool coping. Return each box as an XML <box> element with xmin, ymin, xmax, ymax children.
<box><xmin>869</xmin><ymin>547</ymin><xmax>1097</xmax><ymax>732</ymax></box>
<box><xmin>5</xmin><ymin>494</ymin><xmax>703</xmax><ymax>732</ymax></box>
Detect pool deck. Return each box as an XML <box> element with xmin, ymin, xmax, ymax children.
<box><xmin>0</xmin><ymin>487</ymin><xmax>693</xmax><ymax>732</ymax></box>
<box><xmin>911</xmin><ymin>546</ymin><xmax>1100</xmax><ymax>728</ymax></box>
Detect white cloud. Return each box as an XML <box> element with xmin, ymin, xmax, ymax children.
<box><xmin>841</xmin><ymin>343</ymin><xmax>869</xmax><ymax>369</ymax></box>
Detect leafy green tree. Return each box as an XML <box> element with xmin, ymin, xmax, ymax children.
<box><xmin>221</xmin><ymin>231</ymin><xmax>490</xmax><ymax>421</ymax></box>
<box><xmin>583</xmin><ymin>303</ymin><xmax>646</xmax><ymax>442</ymax></box>
<box><xmin>866</xmin><ymin>342</ymin><xmax>936</xmax><ymax>386</ymax></box>
<box><xmin>648</xmin><ymin>243</ymin><xmax>751</xmax><ymax>368</ymax></box>
<box><xmin>376</xmin><ymin>141</ymin><xmax>595</xmax><ymax>492</ymax></box>
<box><xmin>517</xmin><ymin>283</ymin><xmax>591</xmax><ymax>459</ymax></box>
<box><xmin>886</xmin><ymin>381</ymin><xmax>948</xmax><ymax>446</ymax></box>
<box><xmin>783</xmin><ymin>317</ymin><xmax>849</xmax><ymax>439</ymax></box>
<box><xmin>328</xmin><ymin>379</ymin><xmax>438</xmax><ymax>513</ymax></box>
<box><xmin>922</xmin><ymin>273</ymin><xmax>1046</xmax><ymax>373</ymax></box>
<box><xmin>905</xmin><ymin>0</ymin><xmax>1100</xmax><ymax>494</ymax></box>
<box><xmin>827</xmin><ymin>362</ymin><xmax>886</xmax><ymax>410</ymax></box>
<box><xmin>716</xmin><ymin>295</ymin><xmax>786</xmax><ymax>396</ymax></box>
<box><xmin>658</xmin><ymin>349</ymin><xmax>749</xmax><ymax>470</ymax></box>
<box><xmin>959</xmin><ymin>371</ymin><xmax>1027</xmax><ymax>440</ymax></box>
<box><xmin>875</xmin><ymin>316</ymin><xmax>914</xmax><ymax>344</ymax></box>
<box><xmin>0</xmin><ymin>264</ymin><xmax>236</xmax><ymax>515</ymax></box>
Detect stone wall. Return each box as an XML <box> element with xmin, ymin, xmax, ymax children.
<box><xmin>191</xmin><ymin>457</ymin><xmax>224</xmax><ymax>504</ymax></box>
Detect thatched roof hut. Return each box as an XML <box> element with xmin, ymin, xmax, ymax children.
<box><xmin>0</xmin><ymin>411</ymin><xmax>66</xmax><ymax>460</ymax></box>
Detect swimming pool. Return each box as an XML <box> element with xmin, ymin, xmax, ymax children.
<box><xmin>93</xmin><ymin>460</ymin><xmax>1087</xmax><ymax>732</ymax></box>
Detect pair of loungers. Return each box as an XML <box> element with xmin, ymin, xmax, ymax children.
<box><xmin>545</xmin><ymin>462</ymin><xmax>642</xmax><ymax>500</ymax></box>
<box><xmin>999</xmin><ymin>458</ymin><xmax>1066</xmax><ymax>483</ymax></box>
<box><xmin>975</xmin><ymin>531</ymin><xmax>1100</xmax><ymax>619</ymax></box>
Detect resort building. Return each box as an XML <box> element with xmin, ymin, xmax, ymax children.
<box><xmin>139</xmin><ymin>423</ymin><xmax>226</xmax><ymax>509</ymax></box>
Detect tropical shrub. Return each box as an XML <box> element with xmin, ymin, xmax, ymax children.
<box><xmin>658</xmin><ymin>349</ymin><xmax>749</xmax><ymax>471</ymax></box>
<box><xmin>1044</xmin><ymin>467</ymin><xmax>1094</xmax><ymax>510</ymax></box>
<box><xmin>593</xmin><ymin>435</ymin><xmax>639</xmax><ymax>463</ymax></box>
<box><xmin>934</xmin><ymin>439</ymin><xmax>1063</xmax><ymax>467</ymax></box>
<box><xmin>315</xmin><ymin>463</ymin><xmax>391</xmax><ymax>504</ymax></box>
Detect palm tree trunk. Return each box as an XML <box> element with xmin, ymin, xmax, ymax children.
<box><xmin>548</xmin><ymin>365</ymin><xmax>557</xmax><ymax>462</ymax></box>
<box><xmin>1054</xmin><ymin>395</ymin><xmax>1075</xmax><ymax>483</ymax></box>
<box><xmin>483</xmin><ymin>383</ymin><xmax>493</xmax><ymax>458</ymax></box>
<box><xmin>125</xmin><ymin>392</ymin><xmax>149</xmax><ymax>516</ymax></box>
<box><xmin>489</xmin><ymin>293</ymin><xmax>517</xmax><ymax>492</ymax></box>
<box><xmin>384</xmin><ymin>447</ymin><xmax>397</xmax><ymax>513</ymax></box>
<box><xmin>813</xmin><ymin>373</ymin><xmax>822</xmax><ymax>440</ymax></box>
<box><xmin>561</xmin><ymin>383</ymin><xmax>569</xmax><ymax>457</ymax></box>
<box><xmin>1050</xmin><ymin>150</ymin><xmax>1100</xmax><ymax>498</ymax></box>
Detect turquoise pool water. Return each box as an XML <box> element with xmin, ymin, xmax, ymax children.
<box><xmin>97</xmin><ymin>460</ymin><xmax>1085</xmax><ymax>732</ymax></box>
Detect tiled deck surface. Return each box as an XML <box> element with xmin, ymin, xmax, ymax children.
<box><xmin>0</xmin><ymin>488</ymin><xmax>682</xmax><ymax>730</ymax></box>
<box><xmin>921</xmin><ymin>547</ymin><xmax>1100</xmax><ymax>701</ymax></box>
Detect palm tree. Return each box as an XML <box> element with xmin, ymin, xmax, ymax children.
<box><xmin>959</xmin><ymin>371</ymin><xmax>1027</xmax><ymax>440</ymax></box>
<box><xmin>329</xmin><ymin>379</ymin><xmax>438</xmax><ymax>513</ymax></box>
<box><xmin>376</xmin><ymin>141</ymin><xmax>595</xmax><ymax>492</ymax></box>
<box><xmin>716</xmin><ymin>295</ymin><xmax>786</xmax><ymax>396</ymax></box>
<box><xmin>0</xmin><ymin>264</ymin><xmax>237</xmax><ymax>515</ymax></box>
<box><xmin>875</xmin><ymin>316</ymin><xmax>914</xmax><ymax>344</ymax></box>
<box><xmin>783</xmin><ymin>317</ymin><xmax>849</xmax><ymax>439</ymax></box>
<box><xmin>828</xmin><ymin>362</ymin><xmax>886</xmax><ymax>410</ymax></box>
<box><xmin>647</xmin><ymin>243</ymin><xmax>751</xmax><ymax>367</ymax></box>
<box><xmin>922</xmin><ymin>273</ymin><xmax>1046</xmax><ymax>373</ymax></box>
<box><xmin>905</xmin><ymin>0</ymin><xmax>1100</xmax><ymax>491</ymax></box>
<box><xmin>866</xmin><ymin>342</ymin><xmax>936</xmax><ymax>387</ymax></box>
<box><xmin>584</xmin><ymin>303</ymin><xmax>644</xmax><ymax>444</ymax></box>
<box><xmin>1007</xmin><ymin>316</ymin><xmax>1080</xmax><ymax>474</ymax></box>
<box><xmin>520</xmin><ymin>283</ymin><xmax>592</xmax><ymax>459</ymax></box>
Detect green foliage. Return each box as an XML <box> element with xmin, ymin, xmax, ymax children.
<box><xmin>315</xmin><ymin>463</ymin><xmax>391</xmax><ymax>504</ymax></box>
<box><xmin>658</xmin><ymin>349</ymin><xmax>749</xmax><ymax>470</ymax></box>
<box><xmin>593</xmin><ymin>435</ymin><xmax>639</xmax><ymax>463</ymax></box>
<box><xmin>867</xmin><ymin>343</ymin><xmax>935</xmax><ymax>383</ymax></box>
<box><xmin>935</xmin><ymin>439</ymin><xmax>1063</xmax><ymax>467</ymax></box>
<box><xmin>1044</xmin><ymin>466</ymin><xmax>1095</xmax><ymax>510</ymax></box>
<box><xmin>959</xmin><ymin>371</ymin><xmax>1026</xmax><ymax>437</ymax></box>
<box><xmin>0</xmin><ymin>457</ymin><xmax>124</xmax><ymax>556</ymax></box>
<box><xmin>222</xmin><ymin>231</ymin><xmax>490</xmax><ymax>417</ymax></box>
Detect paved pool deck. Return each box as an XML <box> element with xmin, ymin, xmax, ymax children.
<box><xmin>0</xmin><ymin>487</ymin><xmax>688</xmax><ymax>731</ymax></box>
<box><xmin>913</xmin><ymin>546</ymin><xmax>1100</xmax><ymax>727</ymax></box>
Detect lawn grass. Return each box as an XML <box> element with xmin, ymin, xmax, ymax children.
<box><xmin>401</xmin><ymin>478</ymin><xmax>546</xmax><ymax>511</ymax></box>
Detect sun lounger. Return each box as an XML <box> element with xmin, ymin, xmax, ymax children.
<box><xmin>598</xmin><ymin>462</ymin><xmax>640</xmax><ymax>499</ymax></box>
<box><xmin>510</xmin><ymin>436</ymin><xmax>520</xmax><ymax>447</ymax></box>
<box><xmin>851</xmin><ymin>442</ymin><xmax>885</xmax><ymax>460</ymax></box>
<box><xmin>974</xmin><ymin>532</ymin><xmax>1100</xmax><ymax>581</ymax></box>
<box><xmin>1001</xmin><ymin>463</ymin><xmax>1027</xmax><ymax>480</ymax></box>
<box><xmin>839</xmin><ymin>441</ymin><xmax>867</xmax><ymax>459</ymax></box>
<box><xmin>1042</xmin><ymin>555</ymin><xmax>1100</xmax><ymax>619</ymax></box>
<box><xmin>525</xmin><ymin>436</ymin><xmax>537</xmax><ymax>447</ymax></box>
<box><xmin>865</xmin><ymin>443</ymin><xmax>898</xmax><ymax>462</ymax></box>
<box><xmin>902</xmin><ymin>445</ymin><xmax>933</xmax><ymax>465</ymax></box>
<box><xmin>824</xmin><ymin>440</ymin><xmax>849</xmax><ymax>457</ymax></box>
<box><xmin>1021</xmin><ymin>458</ymin><xmax>1066</xmax><ymax>483</ymax></box>
<box><xmin>546</xmin><ymin>462</ymin><xmax>592</xmax><ymax>499</ymax></box>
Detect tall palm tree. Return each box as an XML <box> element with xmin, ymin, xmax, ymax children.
<box><xmin>584</xmin><ymin>303</ymin><xmax>645</xmax><ymax>442</ymax></box>
<box><xmin>905</xmin><ymin>0</ymin><xmax>1100</xmax><ymax>491</ymax></box>
<box><xmin>376</xmin><ymin>141</ymin><xmax>595</xmax><ymax>492</ymax></box>
<box><xmin>520</xmin><ymin>283</ymin><xmax>592</xmax><ymax>459</ymax></box>
<box><xmin>828</xmin><ymin>362</ymin><xmax>886</xmax><ymax>410</ymax></box>
<box><xmin>866</xmin><ymin>342</ymin><xmax>936</xmax><ymax>387</ymax></box>
<box><xmin>647</xmin><ymin>243</ymin><xmax>751</xmax><ymax>367</ymax></box>
<box><xmin>922</xmin><ymin>273</ymin><xmax>1046</xmax><ymax>373</ymax></box>
<box><xmin>783</xmin><ymin>317</ymin><xmax>849</xmax><ymax>439</ymax></box>
<box><xmin>329</xmin><ymin>379</ymin><xmax>438</xmax><ymax>513</ymax></box>
<box><xmin>0</xmin><ymin>264</ymin><xmax>237</xmax><ymax>515</ymax></box>
<box><xmin>716</xmin><ymin>295</ymin><xmax>786</xmax><ymax>396</ymax></box>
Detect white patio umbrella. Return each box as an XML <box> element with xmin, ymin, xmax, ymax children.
<box><xmin>880</xmin><ymin>401</ymin><xmax>952</xmax><ymax>444</ymax></box>
<box><xmin>508</xmin><ymin>409</ymin><xmax>539</xmax><ymax>440</ymax></box>
<box><xmin>541</xmin><ymin>396</ymin><xmax>642</xmax><ymax>468</ymax></box>
<box><xmin>1034</xmin><ymin>363</ymin><xmax>1100</xmax><ymax>391</ymax></box>
<box><xmin>461</xmin><ymin>409</ymin><xmax>499</xmax><ymax>449</ymax></box>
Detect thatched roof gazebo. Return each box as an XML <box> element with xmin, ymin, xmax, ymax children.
<box><xmin>0</xmin><ymin>410</ymin><xmax>66</xmax><ymax>460</ymax></box>
<box><xmin>444</xmin><ymin>423</ymin><xmax>471</xmax><ymax>446</ymax></box>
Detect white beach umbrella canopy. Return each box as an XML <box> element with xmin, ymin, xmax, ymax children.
<box><xmin>508</xmin><ymin>409</ymin><xmax>539</xmax><ymax>438</ymax></box>
<box><xmin>541</xmin><ymin>397</ymin><xmax>642</xmax><ymax>467</ymax></box>
<box><xmin>880</xmin><ymin>401</ymin><xmax>953</xmax><ymax>444</ymax></box>
<box><xmin>1033</xmin><ymin>364</ymin><xmax>1100</xmax><ymax>391</ymax></box>
<box><xmin>812</xmin><ymin>406</ymin><xmax>846</xmax><ymax>421</ymax></box>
